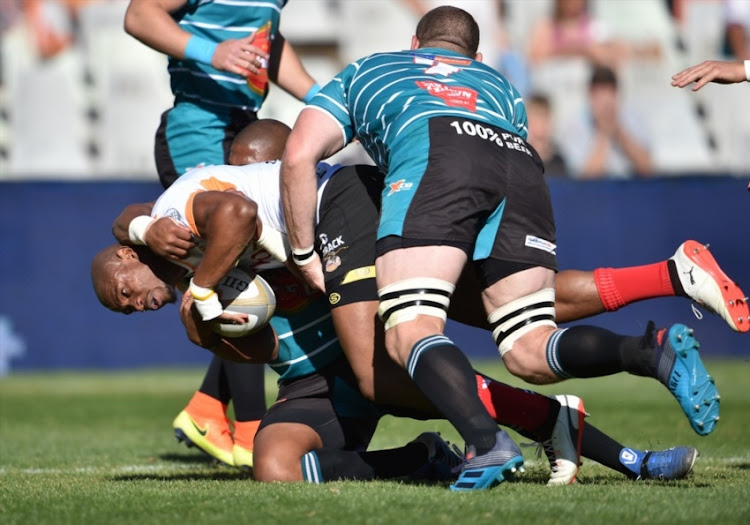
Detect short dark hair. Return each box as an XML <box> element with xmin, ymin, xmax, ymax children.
<box><xmin>415</xmin><ymin>6</ymin><xmax>480</xmax><ymax>57</ymax></box>
<box><xmin>589</xmin><ymin>64</ymin><xmax>618</xmax><ymax>88</ymax></box>
<box><xmin>527</xmin><ymin>92</ymin><xmax>551</xmax><ymax>111</ymax></box>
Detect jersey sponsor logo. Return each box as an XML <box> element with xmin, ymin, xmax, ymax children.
<box><xmin>525</xmin><ymin>235</ymin><xmax>556</xmax><ymax>255</ymax></box>
<box><xmin>246</xmin><ymin>20</ymin><xmax>272</xmax><ymax>96</ymax></box>
<box><xmin>341</xmin><ymin>266</ymin><xmax>376</xmax><ymax>285</ymax></box>
<box><xmin>416</xmin><ymin>80</ymin><xmax>477</xmax><ymax>111</ymax></box>
<box><xmin>241</xmin><ymin>244</ymin><xmax>276</xmax><ymax>272</ymax></box>
<box><xmin>329</xmin><ymin>292</ymin><xmax>341</xmax><ymax>305</ymax></box>
<box><xmin>324</xmin><ymin>255</ymin><xmax>341</xmax><ymax>273</ymax></box>
<box><xmin>318</xmin><ymin>233</ymin><xmax>345</xmax><ymax>256</ymax></box>
<box><xmin>412</xmin><ymin>54</ymin><xmax>471</xmax><ymax>67</ymax></box>
<box><xmin>387</xmin><ymin>179</ymin><xmax>413</xmax><ymax>196</ymax></box>
<box><xmin>164</xmin><ymin>208</ymin><xmax>184</xmax><ymax>222</ymax></box>
<box><xmin>261</xmin><ymin>268</ymin><xmax>319</xmax><ymax>313</ymax></box>
<box><xmin>318</xmin><ymin>233</ymin><xmax>347</xmax><ymax>273</ymax></box>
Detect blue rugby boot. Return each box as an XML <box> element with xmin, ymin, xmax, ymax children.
<box><xmin>655</xmin><ymin>324</ymin><xmax>720</xmax><ymax>436</ymax></box>
<box><xmin>449</xmin><ymin>431</ymin><xmax>524</xmax><ymax>491</ymax></box>
<box><xmin>639</xmin><ymin>447</ymin><xmax>699</xmax><ymax>480</ymax></box>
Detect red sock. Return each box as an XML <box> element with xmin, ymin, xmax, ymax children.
<box><xmin>475</xmin><ymin>374</ymin><xmax>554</xmax><ymax>437</ymax></box>
<box><xmin>593</xmin><ymin>262</ymin><xmax>675</xmax><ymax>312</ymax></box>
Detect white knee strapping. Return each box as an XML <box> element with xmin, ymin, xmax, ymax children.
<box><xmin>377</xmin><ymin>278</ymin><xmax>455</xmax><ymax>330</ymax></box>
<box><xmin>487</xmin><ymin>288</ymin><xmax>557</xmax><ymax>356</ymax></box>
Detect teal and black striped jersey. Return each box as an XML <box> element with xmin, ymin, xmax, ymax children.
<box><xmin>169</xmin><ymin>0</ymin><xmax>286</xmax><ymax>111</ymax></box>
<box><xmin>309</xmin><ymin>47</ymin><xmax>527</xmax><ymax>173</ymax></box>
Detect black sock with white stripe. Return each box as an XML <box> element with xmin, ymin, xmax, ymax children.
<box><xmin>545</xmin><ymin>326</ymin><xmax>649</xmax><ymax>379</ymax></box>
<box><xmin>301</xmin><ymin>444</ymin><xmax>428</xmax><ymax>483</ymax></box>
<box><xmin>407</xmin><ymin>335</ymin><xmax>499</xmax><ymax>455</ymax></box>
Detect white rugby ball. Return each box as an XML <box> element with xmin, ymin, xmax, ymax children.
<box><xmin>212</xmin><ymin>267</ymin><xmax>276</xmax><ymax>338</ymax></box>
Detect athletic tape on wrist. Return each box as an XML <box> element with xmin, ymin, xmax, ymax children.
<box><xmin>184</xmin><ymin>35</ymin><xmax>218</xmax><ymax>66</ymax></box>
<box><xmin>291</xmin><ymin>245</ymin><xmax>315</xmax><ymax>266</ymax></box>
<box><xmin>303</xmin><ymin>83</ymin><xmax>322</xmax><ymax>103</ymax></box>
<box><xmin>189</xmin><ymin>279</ymin><xmax>223</xmax><ymax>321</ymax></box>
<box><xmin>128</xmin><ymin>215</ymin><xmax>155</xmax><ymax>245</ymax></box>
<box><xmin>744</xmin><ymin>60</ymin><xmax>750</xmax><ymax>82</ymax></box>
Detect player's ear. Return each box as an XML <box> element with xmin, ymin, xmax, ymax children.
<box><xmin>410</xmin><ymin>35</ymin><xmax>420</xmax><ymax>50</ymax></box>
<box><xmin>116</xmin><ymin>246</ymin><xmax>138</xmax><ymax>261</ymax></box>
<box><xmin>474</xmin><ymin>51</ymin><xmax>483</xmax><ymax>63</ymax></box>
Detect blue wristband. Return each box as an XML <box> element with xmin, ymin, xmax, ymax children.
<box><xmin>184</xmin><ymin>35</ymin><xmax>218</xmax><ymax>66</ymax></box>
<box><xmin>303</xmin><ymin>83</ymin><xmax>322</xmax><ymax>103</ymax></box>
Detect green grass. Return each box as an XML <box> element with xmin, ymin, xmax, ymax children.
<box><xmin>2</xmin><ymin>359</ymin><xmax>750</xmax><ymax>525</ymax></box>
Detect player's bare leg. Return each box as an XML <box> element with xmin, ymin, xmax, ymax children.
<box><xmin>376</xmin><ymin>245</ymin><xmax>524</xmax><ymax>491</ymax></box>
<box><xmin>253</xmin><ymin>423</ymin><xmax>323</xmax><ymax>482</ymax></box>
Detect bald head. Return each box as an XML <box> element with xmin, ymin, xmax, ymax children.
<box><xmin>91</xmin><ymin>244</ymin><xmax>124</xmax><ymax>308</ymax></box>
<box><xmin>415</xmin><ymin>6</ymin><xmax>480</xmax><ymax>58</ymax></box>
<box><xmin>91</xmin><ymin>244</ymin><xmax>176</xmax><ymax>314</ymax></box>
<box><xmin>228</xmin><ymin>118</ymin><xmax>292</xmax><ymax>166</ymax></box>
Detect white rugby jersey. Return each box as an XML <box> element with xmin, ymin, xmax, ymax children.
<box><xmin>150</xmin><ymin>160</ymin><xmax>335</xmax><ymax>273</ymax></box>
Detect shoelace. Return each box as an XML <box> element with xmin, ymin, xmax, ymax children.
<box><xmin>691</xmin><ymin>302</ymin><xmax>704</xmax><ymax>321</ymax></box>
<box><xmin>446</xmin><ymin>443</ymin><xmax>467</xmax><ymax>474</ymax></box>
<box><xmin>520</xmin><ymin>441</ymin><xmax>553</xmax><ymax>467</ymax></box>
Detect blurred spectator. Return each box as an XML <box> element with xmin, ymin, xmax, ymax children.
<box><xmin>561</xmin><ymin>65</ymin><xmax>653</xmax><ymax>179</ymax></box>
<box><xmin>22</xmin><ymin>0</ymin><xmax>92</xmax><ymax>60</ymax></box>
<box><xmin>724</xmin><ymin>0</ymin><xmax>750</xmax><ymax>59</ymax></box>
<box><xmin>526</xmin><ymin>93</ymin><xmax>569</xmax><ymax>178</ymax></box>
<box><xmin>0</xmin><ymin>0</ymin><xmax>23</xmax><ymax>33</ymax></box>
<box><xmin>527</xmin><ymin>0</ymin><xmax>661</xmax><ymax>68</ymax></box>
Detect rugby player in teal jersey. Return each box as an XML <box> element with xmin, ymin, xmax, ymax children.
<box><xmin>280</xmin><ymin>6</ymin><xmax>730</xmax><ymax>490</ymax></box>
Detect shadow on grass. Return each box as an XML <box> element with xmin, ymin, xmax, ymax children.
<box><xmin>110</xmin><ymin>471</ymin><xmax>251</xmax><ymax>482</ymax></box>
<box><xmin>158</xmin><ymin>452</ymin><xmax>219</xmax><ymax>465</ymax></box>
<box><xmin>575</xmin><ymin>474</ymin><xmax>714</xmax><ymax>488</ymax></box>
<box><xmin>731</xmin><ymin>462</ymin><xmax>750</xmax><ymax>470</ymax></box>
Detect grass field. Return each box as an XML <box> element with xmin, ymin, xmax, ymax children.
<box><xmin>2</xmin><ymin>359</ymin><xmax>750</xmax><ymax>525</ymax></box>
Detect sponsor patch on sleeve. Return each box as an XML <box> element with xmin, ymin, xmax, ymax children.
<box><xmin>525</xmin><ymin>235</ymin><xmax>556</xmax><ymax>255</ymax></box>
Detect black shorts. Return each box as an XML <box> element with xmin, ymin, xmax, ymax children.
<box><xmin>376</xmin><ymin>116</ymin><xmax>558</xmax><ymax>280</ymax></box>
<box><xmin>258</xmin><ymin>357</ymin><xmax>383</xmax><ymax>451</ymax></box>
<box><xmin>315</xmin><ymin>165</ymin><xmax>383</xmax><ymax>308</ymax></box>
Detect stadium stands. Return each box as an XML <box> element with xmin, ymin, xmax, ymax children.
<box><xmin>0</xmin><ymin>0</ymin><xmax>747</xmax><ymax>179</ymax></box>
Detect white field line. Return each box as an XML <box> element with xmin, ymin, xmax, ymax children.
<box><xmin>0</xmin><ymin>463</ymin><xmax>215</xmax><ymax>475</ymax></box>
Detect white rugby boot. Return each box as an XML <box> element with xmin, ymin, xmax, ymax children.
<box><xmin>670</xmin><ymin>240</ymin><xmax>749</xmax><ymax>333</ymax></box>
<box><xmin>543</xmin><ymin>395</ymin><xmax>587</xmax><ymax>486</ymax></box>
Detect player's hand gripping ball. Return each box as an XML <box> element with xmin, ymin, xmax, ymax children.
<box><xmin>213</xmin><ymin>267</ymin><xmax>276</xmax><ymax>338</ymax></box>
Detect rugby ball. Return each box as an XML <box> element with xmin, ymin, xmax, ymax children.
<box><xmin>212</xmin><ymin>267</ymin><xmax>276</xmax><ymax>338</ymax></box>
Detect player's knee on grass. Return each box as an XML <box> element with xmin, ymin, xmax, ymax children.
<box><xmin>253</xmin><ymin>423</ymin><xmax>322</xmax><ymax>482</ymax></box>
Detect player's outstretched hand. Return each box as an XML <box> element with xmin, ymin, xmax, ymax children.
<box><xmin>672</xmin><ymin>60</ymin><xmax>746</xmax><ymax>91</ymax></box>
<box><xmin>212</xmin><ymin>34</ymin><xmax>269</xmax><ymax>77</ymax></box>
<box><xmin>297</xmin><ymin>253</ymin><xmax>326</xmax><ymax>294</ymax></box>
<box><xmin>144</xmin><ymin>217</ymin><xmax>195</xmax><ymax>261</ymax></box>
<box><xmin>216</xmin><ymin>310</ymin><xmax>249</xmax><ymax>325</ymax></box>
